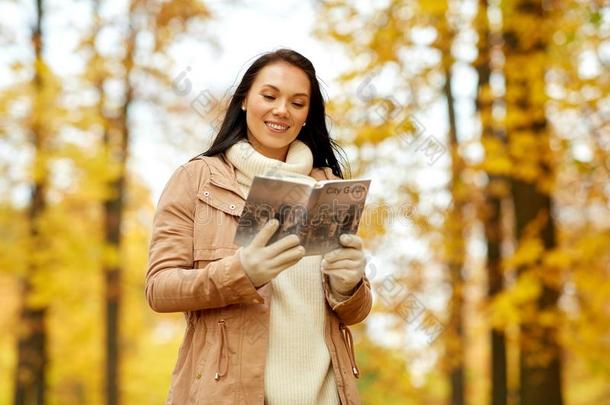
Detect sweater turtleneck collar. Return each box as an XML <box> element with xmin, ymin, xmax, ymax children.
<box><xmin>225</xmin><ymin>139</ymin><xmax>314</xmax><ymax>193</ymax></box>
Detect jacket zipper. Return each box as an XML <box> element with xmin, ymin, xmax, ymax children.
<box><xmin>214</xmin><ymin>319</ymin><xmax>229</xmax><ymax>381</ymax></box>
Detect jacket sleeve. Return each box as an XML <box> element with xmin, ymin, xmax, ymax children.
<box><xmin>322</xmin><ymin>274</ymin><xmax>372</xmax><ymax>325</ymax></box>
<box><xmin>316</xmin><ymin>166</ymin><xmax>373</xmax><ymax>325</ymax></box>
<box><xmin>145</xmin><ymin>164</ymin><xmax>264</xmax><ymax>313</ymax></box>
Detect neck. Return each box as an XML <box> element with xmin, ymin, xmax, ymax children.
<box><xmin>247</xmin><ymin>132</ymin><xmax>289</xmax><ymax>161</ymax></box>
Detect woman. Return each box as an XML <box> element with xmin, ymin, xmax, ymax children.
<box><xmin>146</xmin><ymin>49</ymin><xmax>372</xmax><ymax>405</ymax></box>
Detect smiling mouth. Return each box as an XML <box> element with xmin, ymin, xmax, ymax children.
<box><xmin>265</xmin><ymin>121</ymin><xmax>290</xmax><ymax>132</ymax></box>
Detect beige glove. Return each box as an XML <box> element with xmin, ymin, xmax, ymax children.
<box><xmin>239</xmin><ymin>219</ymin><xmax>305</xmax><ymax>287</ymax></box>
<box><xmin>321</xmin><ymin>234</ymin><xmax>366</xmax><ymax>296</ymax></box>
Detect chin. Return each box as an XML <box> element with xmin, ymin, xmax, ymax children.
<box><xmin>261</xmin><ymin>133</ymin><xmax>296</xmax><ymax>149</ymax></box>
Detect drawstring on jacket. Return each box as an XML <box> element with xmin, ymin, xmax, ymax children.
<box><xmin>214</xmin><ymin>321</ymin><xmax>360</xmax><ymax>381</ymax></box>
<box><xmin>339</xmin><ymin>323</ymin><xmax>360</xmax><ymax>378</ymax></box>
<box><xmin>214</xmin><ymin>320</ymin><xmax>229</xmax><ymax>381</ymax></box>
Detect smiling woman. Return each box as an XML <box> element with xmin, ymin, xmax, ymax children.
<box><xmin>146</xmin><ymin>49</ymin><xmax>372</xmax><ymax>405</ymax></box>
<box><xmin>241</xmin><ymin>63</ymin><xmax>311</xmax><ymax>161</ymax></box>
<box><xmin>196</xmin><ymin>48</ymin><xmax>345</xmax><ymax>175</ymax></box>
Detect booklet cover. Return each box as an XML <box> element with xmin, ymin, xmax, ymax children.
<box><xmin>233</xmin><ymin>170</ymin><xmax>371</xmax><ymax>256</ymax></box>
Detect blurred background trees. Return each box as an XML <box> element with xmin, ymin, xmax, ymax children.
<box><xmin>0</xmin><ymin>0</ymin><xmax>608</xmax><ymax>404</ymax></box>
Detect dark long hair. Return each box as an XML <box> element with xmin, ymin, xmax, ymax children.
<box><xmin>191</xmin><ymin>48</ymin><xmax>348</xmax><ymax>178</ymax></box>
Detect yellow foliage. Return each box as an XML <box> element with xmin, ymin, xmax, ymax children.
<box><xmin>542</xmin><ymin>249</ymin><xmax>573</xmax><ymax>269</ymax></box>
<box><xmin>502</xmin><ymin>238</ymin><xmax>544</xmax><ymax>270</ymax></box>
<box><xmin>489</xmin><ymin>271</ymin><xmax>542</xmax><ymax>329</ymax></box>
<box><xmin>0</xmin><ymin>0</ymin><xmax>606</xmax><ymax>403</ymax></box>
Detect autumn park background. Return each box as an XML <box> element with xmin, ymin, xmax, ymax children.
<box><xmin>0</xmin><ymin>0</ymin><xmax>608</xmax><ymax>404</ymax></box>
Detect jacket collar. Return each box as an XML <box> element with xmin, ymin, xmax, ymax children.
<box><xmin>205</xmin><ymin>153</ymin><xmax>245</xmax><ymax>199</ymax></box>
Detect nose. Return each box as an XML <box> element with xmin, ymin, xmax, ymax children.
<box><xmin>272</xmin><ymin>100</ymin><xmax>289</xmax><ymax>117</ymax></box>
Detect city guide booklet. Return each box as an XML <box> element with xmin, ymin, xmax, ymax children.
<box><xmin>233</xmin><ymin>170</ymin><xmax>371</xmax><ymax>256</ymax></box>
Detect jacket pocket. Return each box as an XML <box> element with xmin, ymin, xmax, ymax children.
<box><xmin>188</xmin><ymin>317</ymin><xmax>236</xmax><ymax>403</ymax></box>
<box><xmin>191</xmin><ymin>312</ymin><xmax>208</xmax><ymax>367</ymax></box>
<box><xmin>187</xmin><ymin>316</ymin><xmax>213</xmax><ymax>401</ymax></box>
<box><xmin>190</xmin><ymin>319</ymin><xmax>231</xmax><ymax>388</ymax></box>
<box><xmin>198</xmin><ymin>181</ymin><xmax>244</xmax><ymax>217</ymax></box>
<box><xmin>171</xmin><ymin>318</ymin><xmax>195</xmax><ymax>379</ymax></box>
<box><xmin>194</xmin><ymin>186</ymin><xmax>243</xmax><ymax>253</ymax></box>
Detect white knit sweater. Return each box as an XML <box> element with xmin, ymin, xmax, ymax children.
<box><xmin>225</xmin><ymin>139</ymin><xmax>340</xmax><ymax>405</ymax></box>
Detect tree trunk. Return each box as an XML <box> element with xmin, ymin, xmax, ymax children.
<box><xmin>512</xmin><ymin>184</ymin><xmax>562</xmax><ymax>405</ymax></box>
<box><xmin>475</xmin><ymin>1</ymin><xmax>508</xmax><ymax>404</ymax></box>
<box><xmin>438</xmin><ymin>11</ymin><xmax>466</xmax><ymax>399</ymax></box>
<box><xmin>103</xmin><ymin>7</ymin><xmax>135</xmax><ymax>405</ymax></box>
<box><xmin>435</xmin><ymin>3</ymin><xmax>466</xmax><ymax>401</ymax></box>
<box><xmin>502</xmin><ymin>1</ymin><xmax>563</xmax><ymax>404</ymax></box>
<box><xmin>14</xmin><ymin>0</ymin><xmax>48</xmax><ymax>403</ymax></box>
<box><xmin>444</xmin><ymin>66</ymin><xmax>466</xmax><ymax>405</ymax></box>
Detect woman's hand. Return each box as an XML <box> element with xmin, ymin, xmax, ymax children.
<box><xmin>321</xmin><ymin>234</ymin><xmax>366</xmax><ymax>296</ymax></box>
<box><xmin>239</xmin><ymin>219</ymin><xmax>305</xmax><ymax>287</ymax></box>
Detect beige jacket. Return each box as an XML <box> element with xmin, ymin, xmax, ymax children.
<box><xmin>146</xmin><ymin>153</ymin><xmax>372</xmax><ymax>405</ymax></box>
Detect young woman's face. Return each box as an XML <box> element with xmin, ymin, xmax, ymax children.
<box><xmin>242</xmin><ymin>62</ymin><xmax>311</xmax><ymax>161</ymax></box>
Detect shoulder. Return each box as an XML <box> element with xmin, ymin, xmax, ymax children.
<box><xmin>177</xmin><ymin>154</ymin><xmax>233</xmax><ymax>190</ymax></box>
<box><xmin>161</xmin><ymin>155</ymin><xmax>225</xmax><ymax>199</ymax></box>
<box><xmin>180</xmin><ymin>155</ymin><xmax>213</xmax><ymax>181</ymax></box>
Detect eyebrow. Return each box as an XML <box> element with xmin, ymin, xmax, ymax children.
<box><xmin>261</xmin><ymin>84</ymin><xmax>309</xmax><ymax>98</ymax></box>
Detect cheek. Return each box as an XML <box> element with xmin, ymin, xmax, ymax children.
<box><xmin>246</xmin><ymin>105</ymin><xmax>267</xmax><ymax>135</ymax></box>
<box><xmin>248</xmin><ymin>101</ymin><xmax>268</xmax><ymax>120</ymax></box>
<box><xmin>294</xmin><ymin>109</ymin><xmax>309</xmax><ymax>125</ymax></box>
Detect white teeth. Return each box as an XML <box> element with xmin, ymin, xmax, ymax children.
<box><xmin>266</xmin><ymin>122</ymin><xmax>289</xmax><ymax>130</ymax></box>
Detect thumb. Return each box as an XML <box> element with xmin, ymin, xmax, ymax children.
<box><xmin>250</xmin><ymin>218</ymin><xmax>279</xmax><ymax>248</ymax></box>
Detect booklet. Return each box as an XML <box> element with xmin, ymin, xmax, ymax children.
<box><xmin>233</xmin><ymin>170</ymin><xmax>371</xmax><ymax>256</ymax></box>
